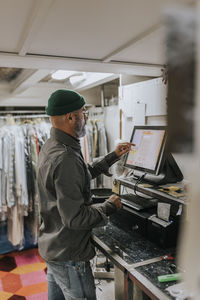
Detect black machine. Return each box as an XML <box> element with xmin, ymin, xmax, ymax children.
<box><xmin>117</xmin><ymin>125</ymin><xmax>184</xmax><ymax>247</ymax></box>
<box><xmin>124</xmin><ymin>126</ymin><xmax>183</xmax><ymax>185</ymax></box>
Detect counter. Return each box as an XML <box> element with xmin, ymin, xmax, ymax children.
<box><xmin>92</xmin><ymin>216</ymin><xmax>179</xmax><ymax>300</ymax></box>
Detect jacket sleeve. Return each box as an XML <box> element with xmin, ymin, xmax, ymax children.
<box><xmin>53</xmin><ymin>153</ymin><xmax>117</xmax><ymax>230</ymax></box>
<box><xmin>87</xmin><ymin>151</ymin><xmax>119</xmax><ymax>179</ymax></box>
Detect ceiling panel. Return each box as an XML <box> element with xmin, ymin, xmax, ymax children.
<box><xmin>0</xmin><ymin>0</ymin><xmax>194</xmax><ymax>69</ymax></box>
<box><xmin>0</xmin><ymin>0</ymin><xmax>195</xmax><ymax>107</ymax></box>
<box><xmin>110</xmin><ymin>27</ymin><xmax>166</xmax><ymax>65</ymax></box>
<box><xmin>28</xmin><ymin>0</ymin><xmax>166</xmax><ymax>61</ymax></box>
<box><xmin>0</xmin><ymin>0</ymin><xmax>35</xmax><ymax>52</ymax></box>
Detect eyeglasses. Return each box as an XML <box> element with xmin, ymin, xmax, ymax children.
<box><xmin>82</xmin><ymin>110</ymin><xmax>89</xmax><ymax>118</ymax></box>
<box><xmin>73</xmin><ymin>109</ymin><xmax>89</xmax><ymax>118</ymax></box>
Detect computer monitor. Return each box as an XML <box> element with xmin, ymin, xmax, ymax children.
<box><xmin>124</xmin><ymin>126</ymin><xmax>183</xmax><ymax>185</ymax></box>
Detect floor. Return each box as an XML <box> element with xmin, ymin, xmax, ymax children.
<box><xmin>96</xmin><ymin>279</ymin><xmax>115</xmax><ymax>300</ymax></box>
<box><xmin>0</xmin><ymin>248</ymin><xmax>47</xmax><ymax>299</ymax></box>
<box><xmin>93</xmin><ymin>250</ymin><xmax>115</xmax><ymax>300</ymax></box>
<box><xmin>0</xmin><ymin>247</ymin><xmax>115</xmax><ymax>300</ymax></box>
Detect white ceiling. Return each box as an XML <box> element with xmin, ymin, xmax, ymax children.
<box><xmin>0</xmin><ymin>0</ymin><xmax>194</xmax><ymax>107</ymax></box>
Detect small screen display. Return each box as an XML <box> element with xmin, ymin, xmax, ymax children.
<box><xmin>125</xmin><ymin>127</ymin><xmax>166</xmax><ymax>174</ymax></box>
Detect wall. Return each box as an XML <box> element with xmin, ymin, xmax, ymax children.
<box><xmin>104</xmin><ymin>105</ymin><xmax>119</xmax><ymax>152</ymax></box>
<box><xmin>103</xmin><ymin>77</ymin><xmax>168</xmax><ymax>145</ymax></box>
<box><xmin>103</xmin><ymin>76</ymin><xmax>188</xmax><ymax>181</ymax></box>
<box><xmin>119</xmin><ymin>77</ymin><xmax>167</xmax><ymax>139</ymax></box>
<box><xmin>0</xmin><ymin>83</ymin><xmax>102</xmax><ymax>108</ymax></box>
<box><xmin>120</xmin><ymin>75</ymin><xmax>154</xmax><ymax>86</ymax></box>
<box><xmin>81</xmin><ymin>86</ymin><xmax>101</xmax><ymax>106</ymax></box>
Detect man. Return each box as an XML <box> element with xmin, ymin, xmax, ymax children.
<box><xmin>38</xmin><ymin>89</ymin><xmax>133</xmax><ymax>300</ymax></box>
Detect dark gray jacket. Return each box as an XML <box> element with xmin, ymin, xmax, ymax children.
<box><xmin>38</xmin><ymin>127</ymin><xmax>119</xmax><ymax>262</ymax></box>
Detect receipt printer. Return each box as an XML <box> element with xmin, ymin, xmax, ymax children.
<box><xmin>147</xmin><ymin>203</ymin><xmax>180</xmax><ymax>247</ymax></box>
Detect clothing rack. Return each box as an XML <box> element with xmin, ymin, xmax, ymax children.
<box><xmin>0</xmin><ymin>110</ymin><xmax>45</xmax><ymax>114</ymax></box>
<box><xmin>12</xmin><ymin>114</ymin><xmax>49</xmax><ymax>119</ymax></box>
<box><xmin>88</xmin><ymin>107</ymin><xmax>104</xmax><ymax>120</ymax></box>
<box><xmin>0</xmin><ymin>117</ymin><xmax>51</xmax><ymax>254</ymax></box>
<box><xmin>0</xmin><ymin>114</ymin><xmax>49</xmax><ymax>119</ymax></box>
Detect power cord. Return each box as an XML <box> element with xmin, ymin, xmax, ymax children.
<box><xmin>133</xmin><ymin>173</ymin><xmax>146</xmax><ymax>195</ymax></box>
<box><xmin>122</xmin><ymin>172</ymin><xmax>154</xmax><ymax>200</ymax></box>
<box><xmin>133</xmin><ymin>173</ymin><xmax>154</xmax><ymax>200</ymax></box>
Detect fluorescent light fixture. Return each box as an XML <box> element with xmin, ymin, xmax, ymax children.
<box><xmin>51</xmin><ymin>70</ymin><xmax>75</xmax><ymax>80</ymax></box>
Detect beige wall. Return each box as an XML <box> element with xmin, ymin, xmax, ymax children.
<box><xmin>120</xmin><ymin>75</ymin><xmax>154</xmax><ymax>86</ymax></box>
<box><xmin>81</xmin><ymin>86</ymin><xmax>101</xmax><ymax>106</ymax></box>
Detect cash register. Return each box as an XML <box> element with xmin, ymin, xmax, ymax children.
<box><xmin>114</xmin><ymin>125</ymin><xmax>184</xmax><ymax>247</ymax></box>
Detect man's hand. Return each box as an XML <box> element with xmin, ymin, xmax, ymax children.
<box><xmin>108</xmin><ymin>194</ymin><xmax>122</xmax><ymax>211</ymax></box>
<box><xmin>115</xmin><ymin>142</ymin><xmax>135</xmax><ymax>158</ymax></box>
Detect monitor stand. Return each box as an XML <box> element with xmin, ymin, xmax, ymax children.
<box><xmin>133</xmin><ymin>153</ymin><xmax>183</xmax><ymax>185</ymax></box>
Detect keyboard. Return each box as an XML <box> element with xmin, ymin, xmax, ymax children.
<box><xmin>120</xmin><ymin>194</ymin><xmax>158</xmax><ymax>211</ymax></box>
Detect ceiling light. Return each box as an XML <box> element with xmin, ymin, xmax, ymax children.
<box><xmin>51</xmin><ymin>70</ymin><xmax>75</xmax><ymax>80</ymax></box>
<box><xmin>69</xmin><ymin>72</ymin><xmax>86</xmax><ymax>86</ymax></box>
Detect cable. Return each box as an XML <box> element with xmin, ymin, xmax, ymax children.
<box><xmin>122</xmin><ymin>172</ymin><xmax>154</xmax><ymax>200</ymax></box>
<box><xmin>133</xmin><ymin>173</ymin><xmax>146</xmax><ymax>195</ymax></box>
<box><xmin>133</xmin><ymin>173</ymin><xmax>154</xmax><ymax>200</ymax></box>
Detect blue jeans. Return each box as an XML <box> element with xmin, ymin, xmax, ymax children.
<box><xmin>46</xmin><ymin>260</ymin><xmax>97</xmax><ymax>300</ymax></box>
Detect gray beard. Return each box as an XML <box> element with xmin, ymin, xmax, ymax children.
<box><xmin>74</xmin><ymin>119</ymin><xmax>86</xmax><ymax>138</ymax></box>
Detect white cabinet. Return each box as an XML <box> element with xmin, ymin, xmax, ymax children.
<box><xmin>119</xmin><ymin>77</ymin><xmax>167</xmax><ymax>118</ymax></box>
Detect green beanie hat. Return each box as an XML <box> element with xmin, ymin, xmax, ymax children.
<box><xmin>46</xmin><ymin>89</ymin><xmax>86</xmax><ymax>116</ymax></box>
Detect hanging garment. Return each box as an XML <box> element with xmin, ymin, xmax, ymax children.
<box><xmin>80</xmin><ymin>119</ymin><xmax>109</xmax><ymax>188</ymax></box>
<box><xmin>7</xmin><ymin>204</ymin><xmax>24</xmax><ymax>247</ymax></box>
<box><xmin>7</xmin><ymin>125</ymin><xmax>28</xmax><ymax>246</ymax></box>
<box><xmin>86</xmin><ymin>121</ymin><xmax>94</xmax><ymax>162</ymax></box>
<box><xmin>14</xmin><ymin>126</ymin><xmax>28</xmax><ymax>208</ymax></box>
<box><xmin>96</xmin><ymin>121</ymin><xmax>108</xmax><ymax>156</ymax></box>
<box><xmin>0</xmin><ymin>118</ymin><xmax>51</xmax><ymax>248</ymax></box>
<box><xmin>24</xmin><ymin>124</ymin><xmax>40</xmax><ymax>244</ymax></box>
<box><xmin>0</xmin><ymin>127</ymin><xmax>16</xmax><ymax>210</ymax></box>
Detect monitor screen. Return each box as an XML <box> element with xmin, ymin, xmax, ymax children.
<box><xmin>124</xmin><ymin>126</ymin><xmax>167</xmax><ymax>175</ymax></box>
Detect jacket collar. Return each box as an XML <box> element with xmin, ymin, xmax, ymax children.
<box><xmin>50</xmin><ymin>127</ymin><xmax>81</xmax><ymax>150</ymax></box>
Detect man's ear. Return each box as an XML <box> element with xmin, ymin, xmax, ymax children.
<box><xmin>66</xmin><ymin>113</ymin><xmax>73</xmax><ymax>121</ymax></box>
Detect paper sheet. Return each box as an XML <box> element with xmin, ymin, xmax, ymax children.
<box><xmin>157</xmin><ymin>202</ymin><xmax>171</xmax><ymax>222</ymax></box>
<box><xmin>132</xmin><ymin>102</ymin><xmax>145</xmax><ymax>125</ymax></box>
